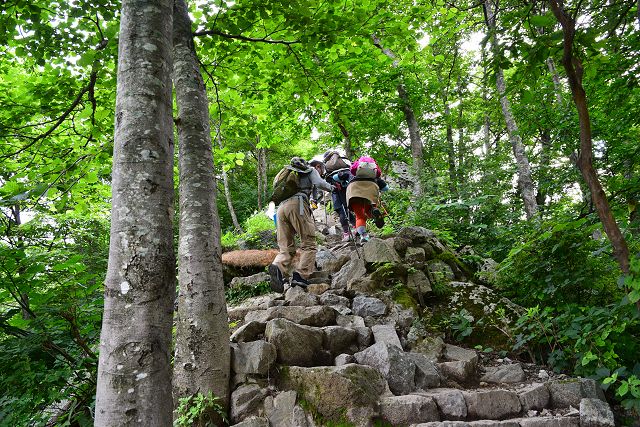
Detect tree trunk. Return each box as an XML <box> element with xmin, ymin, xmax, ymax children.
<box><xmin>484</xmin><ymin>0</ymin><xmax>538</xmax><ymax>219</ymax></box>
<box><xmin>536</xmin><ymin>129</ymin><xmax>551</xmax><ymax>210</ymax></box>
<box><xmin>457</xmin><ymin>77</ymin><xmax>465</xmax><ymax>189</ymax></box>
<box><xmin>444</xmin><ymin>94</ymin><xmax>457</xmax><ymax>197</ymax></box>
<box><xmin>95</xmin><ymin>0</ymin><xmax>175</xmax><ymax>425</ymax></box>
<box><xmin>216</xmin><ymin>125</ymin><xmax>243</xmax><ymax>232</ymax></box>
<box><xmin>172</xmin><ymin>0</ymin><xmax>231</xmax><ymax>422</ymax></box>
<box><xmin>546</xmin><ymin>57</ymin><xmax>563</xmax><ymax>107</ymax></box>
<box><xmin>337</xmin><ymin>121</ymin><xmax>353</xmax><ymax>159</ymax></box>
<box><xmin>371</xmin><ymin>34</ymin><xmax>424</xmax><ymax>195</ymax></box>
<box><xmin>257</xmin><ymin>144</ymin><xmax>268</xmax><ymax>209</ymax></box>
<box><xmin>549</xmin><ymin>0</ymin><xmax>631</xmax><ymax>278</ymax></box>
<box><xmin>481</xmin><ymin>47</ymin><xmax>491</xmax><ymax>156</ymax></box>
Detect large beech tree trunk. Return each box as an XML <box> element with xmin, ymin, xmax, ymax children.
<box><xmin>549</xmin><ymin>0</ymin><xmax>631</xmax><ymax>278</ymax></box>
<box><xmin>371</xmin><ymin>34</ymin><xmax>425</xmax><ymax>195</ymax></box>
<box><xmin>94</xmin><ymin>0</ymin><xmax>175</xmax><ymax>425</ymax></box>
<box><xmin>172</xmin><ymin>1</ymin><xmax>231</xmax><ymax>422</ymax></box>
<box><xmin>484</xmin><ymin>0</ymin><xmax>538</xmax><ymax>219</ymax></box>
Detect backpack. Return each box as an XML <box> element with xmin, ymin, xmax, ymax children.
<box><xmin>270</xmin><ymin>166</ymin><xmax>311</xmax><ymax>204</ymax></box>
<box><xmin>324</xmin><ymin>151</ymin><xmax>350</xmax><ymax>174</ymax></box>
<box><xmin>353</xmin><ymin>156</ymin><xmax>380</xmax><ymax>179</ymax></box>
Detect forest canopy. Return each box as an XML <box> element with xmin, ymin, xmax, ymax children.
<box><xmin>1</xmin><ymin>0</ymin><xmax>639</xmax><ymax>424</ymax></box>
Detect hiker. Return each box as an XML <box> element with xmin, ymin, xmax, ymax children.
<box><xmin>323</xmin><ymin>150</ymin><xmax>356</xmax><ymax>242</ymax></box>
<box><xmin>346</xmin><ymin>155</ymin><xmax>389</xmax><ymax>242</ymax></box>
<box><xmin>309</xmin><ymin>159</ymin><xmax>327</xmax><ymax>208</ymax></box>
<box><xmin>269</xmin><ymin>157</ymin><xmax>335</xmax><ymax>291</ymax></box>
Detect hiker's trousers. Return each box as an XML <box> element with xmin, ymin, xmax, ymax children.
<box><xmin>273</xmin><ymin>197</ymin><xmax>316</xmax><ymax>279</ymax></box>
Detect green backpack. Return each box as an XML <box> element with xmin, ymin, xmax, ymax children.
<box><xmin>270</xmin><ymin>166</ymin><xmax>311</xmax><ymax>204</ymax></box>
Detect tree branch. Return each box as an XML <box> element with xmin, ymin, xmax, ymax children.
<box><xmin>193</xmin><ymin>28</ymin><xmax>300</xmax><ymax>45</ymax></box>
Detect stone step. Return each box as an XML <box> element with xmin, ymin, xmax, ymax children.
<box><xmin>411</xmin><ymin>417</ymin><xmax>579</xmax><ymax>427</ymax></box>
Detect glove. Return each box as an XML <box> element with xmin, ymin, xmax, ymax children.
<box><xmin>310</xmin><ymin>200</ymin><xmax>318</xmax><ymax>209</ymax></box>
<box><xmin>334</xmin><ymin>183</ymin><xmax>342</xmax><ymax>192</ymax></box>
<box><xmin>380</xmin><ymin>185</ymin><xmax>389</xmax><ymax>192</ymax></box>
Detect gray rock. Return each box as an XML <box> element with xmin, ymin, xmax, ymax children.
<box><xmin>408</xmin><ymin>352</ymin><xmax>441</xmax><ymax>389</ymax></box>
<box><xmin>389</xmin><ymin>236</ymin><xmax>412</xmax><ymax>257</ymax></box>
<box><xmin>352</xmin><ymin>295</ymin><xmax>387</xmax><ymax>317</ymax></box>
<box><xmin>348</xmin><ymin>275</ymin><xmax>383</xmax><ymax>293</ymax></box>
<box><xmin>335</xmin><ymin>353</ymin><xmax>355</xmax><ymax>365</ymax></box>
<box><xmin>330</xmin><ymin>305</ymin><xmax>352</xmax><ymax>315</ymax></box>
<box><xmin>230</xmin><ymin>321</ymin><xmax>266</xmax><ymax>343</ymax></box>
<box><xmin>332</xmin><ymin>257</ymin><xmax>366</xmax><ymax>289</ymax></box>
<box><xmin>517</xmin><ymin>417</ymin><xmax>579</xmax><ymax>427</ymax></box>
<box><xmin>354</xmin><ymin>342</ymin><xmax>416</xmax><ymax>395</ymax></box>
<box><xmin>322</xmin><ymin>325</ymin><xmax>358</xmax><ymax>356</ymax></box>
<box><xmin>428</xmin><ymin>260</ymin><xmax>456</xmax><ymax>281</ymax></box>
<box><xmin>336</xmin><ymin>314</ymin><xmax>366</xmax><ymax>328</ymax></box>
<box><xmin>413</xmin><ymin>335</ymin><xmax>445</xmax><ymax>361</ymax></box>
<box><xmin>418</xmin><ymin>388</ymin><xmax>467</xmax><ymax>420</ymax></box>
<box><xmin>319</xmin><ymin>292</ymin><xmax>351</xmax><ymax>307</ymax></box>
<box><xmin>362</xmin><ymin>237</ymin><xmax>401</xmax><ymax>263</ymax></box>
<box><xmin>280</xmin><ymin>364</ymin><xmax>387</xmax><ymax>425</ymax></box>
<box><xmin>380</xmin><ymin>395</ymin><xmax>440</xmax><ymax>425</ymax></box>
<box><xmin>230</xmin><ymin>384</ymin><xmax>268</xmax><ymax>423</ymax></box>
<box><xmin>246</xmin><ymin>305</ymin><xmax>337</xmax><ymax>327</ymax></box>
<box><xmin>265</xmin><ymin>318</ymin><xmax>325</xmax><ymax>366</ymax></box>
<box><xmin>519</xmin><ymin>383</ymin><xmax>550</xmax><ymax>411</ymax></box>
<box><xmin>230</xmin><ymin>272</ymin><xmax>270</xmax><ymax>288</ymax></box>
<box><xmin>317</xmin><ymin>247</ymin><xmax>352</xmax><ymax>273</ymax></box>
<box><xmin>397</xmin><ymin>226</ymin><xmax>436</xmax><ymax>244</ymax></box>
<box><xmin>438</xmin><ymin>360</ymin><xmax>475</xmax><ymax>384</ymax></box>
<box><xmin>443</xmin><ymin>344</ymin><xmax>478</xmax><ymax>365</ymax></box>
<box><xmin>463</xmin><ymin>389</ymin><xmax>521</xmax><ymax>420</ymax></box>
<box><xmin>405</xmin><ymin>246</ymin><xmax>426</xmax><ymax>264</ymax></box>
<box><xmin>286</xmin><ymin>287</ymin><xmax>320</xmax><ymax>307</ymax></box>
<box><xmin>230</xmin><ymin>416</ymin><xmax>269</xmax><ymax>427</ymax></box>
<box><xmin>407</xmin><ymin>269</ymin><xmax>433</xmax><ymax>296</ymax></box>
<box><xmin>579</xmin><ymin>398</ymin><xmax>614</xmax><ymax>427</ymax></box>
<box><xmin>263</xmin><ymin>390</ymin><xmax>298</xmax><ymax>427</ymax></box>
<box><xmin>354</xmin><ymin>326</ymin><xmax>374</xmax><ymax>349</ymax></box>
<box><xmin>414</xmin><ymin>423</ymin><xmax>519</xmax><ymax>427</ymax></box>
<box><xmin>231</xmin><ymin>340</ymin><xmax>277</xmax><ymax>375</ymax></box>
<box><xmin>481</xmin><ymin>364</ymin><xmax>526</xmax><ymax>384</ymax></box>
<box><xmin>546</xmin><ymin>379</ymin><xmax>605</xmax><ymax>408</ymax></box>
<box><xmin>372</xmin><ymin>324</ymin><xmax>402</xmax><ymax>348</ymax></box>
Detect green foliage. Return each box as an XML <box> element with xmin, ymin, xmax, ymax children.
<box><xmin>221</xmin><ymin>212</ymin><xmax>276</xmax><ymax>251</ymax></box>
<box><xmin>174</xmin><ymin>391</ymin><xmax>228</xmax><ymax>427</ymax></box>
<box><xmin>225</xmin><ymin>282</ymin><xmax>271</xmax><ymax>305</ymax></box>
<box><xmin>448</xmin><ymin>308</ymin><xmax>475</xmax><ymax>342</ymax></box>
<box><xmin>497</xmin><ymin>217</ymin><xmax>619</xmax><ymax>306</ymax></box>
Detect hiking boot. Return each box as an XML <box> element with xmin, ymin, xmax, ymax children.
<box><xmin>342</xmin><ymin>232</ymin><xmax>351</xmax><ymax>242</ymax></box>
<box><xmin>372</xmin><ymin>208</ymin><xmax>385</xmax><ymax>228</ymax></box>
<box><xmin>268</xmin><ymin>264</ymin><xmax>285</xmax><ymax>293</ymax></box>
<box><xmin>359</xmin><ymin>233</ymin><xmax>371</xmax><ymax>243</ymax></box>
<box><xmin>290</xmin><ymin>271</ymin><xmax>309</xmax><ymax>289</ymax></box>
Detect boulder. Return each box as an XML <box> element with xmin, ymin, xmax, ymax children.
<box><xmin>230</xmin><ymin>272</ymin><xmax>270</xmax><ymax>288</ymax></box>
<box><xmin>265</xmin><ymin>318</ymin><xmax>325</xmax><ymax>366</ymax></box>
<box><xmin>263</xmin><ymin>390</ymin><xmax>311</xmax><ymax>427</ymax></box>
<box><xmin>319</xmin><ymin>292</ymin><xmax>351</xmax><ymax>308</ymax></box>
<box><xmin>389</xmin><ymin>236</ymin><xmax>412</xmax><ymax>258</ymax></box>
<box><xmin>362</xmin><ymin>237</ymin><xmax>401</xmax><ymax>263</ymax></box>
<box><xmin>518</xmin><ymin>383</ymin><xmax>550</xmax><ymax>411</ymax></box>
<box><xmin>480</xmin><ymin>364</ymin><xmax>526</xmax><ymax>384</ymax></box>
<box><xmin>230</xmin><ymin>384</ymin><xmax>268</xmax><ymax>424</ymax></box>
<box><xmin>408</xmin><ymin>352</ymin><xmax>441</xmax><ymax>389</ymax></box>
<box><xmin>336</xmin><ymin>314</ymin><xmax>366</xmax><ymax>328</ymax></box>
<box><xmin>230</xmin><ymin>321</ymin><xmax>266</xmax><ymax>343</ymax></box>
<box><xmin>322</xmin><ymin>325</ymin><xmax>359</xmax><ymax>356</ymax></box>
<box><xmin>428</xmin><ymin>260</ymin><xmax>456</xmax><ymax>282</ymax></box>
<box><xmin>354</xmin><ymin>342</ymin><xmax>416</xmax><ymax>395</ymax></box>
<box><xmin>412</xmin><ymin>335</ymin><xmax>445</xmax><ymax>361</ymax></box>
<box><xmin>285</xmin><ymin>286</ymin><xmax>319</xmax><ymax>307</ymax></box>
<box><xmin>518</xmin><ymin>417</ymin><xmax>580</xmax><ymax>427</ymax></box>
<box><xmin>379</xmin><ymin>395</ymin><xmax>440</xmax><ymax>425</ymax></box>
<box><xmin>316</xmin><ymin>248</ymin><xmax>352</xmax><ymax>273</ymax></box>
<box><xmin>443</xmin><ymin>344</ymin><xmax>478</xmax><ymax>365</ymax></box>
<box><xmin>417</xmin><ymin>388</ymin><xmax>467</xmax><ymax>420</ymax></box>
<box><xmin>438</xmin><ymin>360</ymin><xmax>475</xmax><ymax>384</ymax></box>
<box><xmin>280</xmin><ymin>364</ymin><xmax>387</xmax><ymax>425</ymax></box>
<box><xmin>405</xmin><ymin>246</ymin><xmax>426</xmax><ymax>264</ymax></box>
<box><xmin>463</xmin><ymin>389</ymin><xmax>522</xmax><ymax>420</ymax></box>
<box><xmin>307</xmin><ymin>283</ymin><xmax>330</xmax><ymax>295</ymax></box>
<box><xmin>352</xmin><ymin>295</ymin><xmax>387</xmax><ymax>317</ymax></box>
<box><xmin>245</xmin><ymin>305</ymin><xmax>337</xmax><ymax>327</ymax></box>
<box><xmin>397</xmin><ymin>226</ymin><xmax>436</xmax><ymax>245</ymax></box>
<box><xmin>579</xmin><ymin>398</ymin><xmax>614</xmax><ymax>427</ymax></box>
<box><xmin>231</xmin><ymin>341</ymin><xmax>277</xmax><ymax>375</ymax></box>
<box><xmin>371</xmin><ymin>324</ymin><xmax>402</xmax><ymax>348</ymax></box>
<box><xmin>335</xmin><ymin>353</ymin><xmax>355</xmax><ymax>366</ymax></box>
<box><xmin>332</xmin><ymin>257</ymin><xmax>366</xmax><ymax>289</ymax></box>
<box><xmin>348</xmin><ymin>276</ymin><xmax>381</xmax><ymax>293</ymax></box>
<box><xmin>230</xmin><ymin>416</ymin><xmax>269</xmax><ymax>427</ymax></box>
<box><xmin>546</xmin><ymin>378</ymin><xmax>605</xmax><ymax>409</ymax></box>
<box><xmin>407</xmin><ymin>269</ymin><xmax>433</xmax><ymax>297</ymax></box>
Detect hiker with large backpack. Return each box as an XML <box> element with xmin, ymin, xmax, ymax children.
<box><xmin>346</xmin><ymin>155</ymin><xmax>389</xmax><ymax>242</ymax></box>
<box><xmin>268</xmin><ymin>157</ymin><xmax>335</xmax><ymax>291</ymax></box>
<box><xmin>323</xmin><ymin>150</ymin><xmax>356</xmax><ymax>242</ymax></box>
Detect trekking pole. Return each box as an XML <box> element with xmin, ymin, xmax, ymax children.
<box><xmin>340</xmin><ymin>199</ymin><xmax>362</xmax><ymax>259</ymax></box>
<box><xmin>380</xmin><ymin>201</ymin><xmax>398</xmax><ymax>230</ymax></box>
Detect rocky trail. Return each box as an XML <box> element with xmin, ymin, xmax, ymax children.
<box><xmin>223</xmin><ymin>226</ymin><xmax>616</xmax><ymax>427</ymax></box>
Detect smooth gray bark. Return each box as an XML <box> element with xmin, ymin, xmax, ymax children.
<box><xmin>371</xmin><ymin>34</ymin><xmax>424</xmax><ymax>195</ymax></box>
<box><xmin>485</xmin><ymin>0</ymin><xmax>538</xmax><ymax>219</ymax></box>
<box><xmin>95</xmin><ymin>0</ymin><xmax>175</xmax><ymax>425</ymax></box>
<box><xmin>172</xmin><ymin>0</ymin><xmax>231</xmax><ymax>422</ymax></box>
